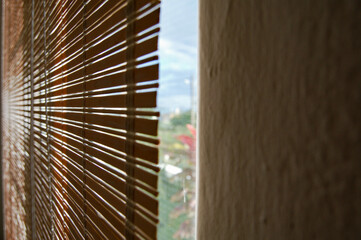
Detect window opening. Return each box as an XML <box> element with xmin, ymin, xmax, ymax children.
<box><xmin>158</xmin><ymin>0</ymin><xmax>198</xmax><ymax>239</ymax></box>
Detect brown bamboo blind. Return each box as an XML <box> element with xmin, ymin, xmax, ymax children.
<box><xmin>2</xmin><ymin>0</ymin><xmax>161</xmax><ymax>239</ymax></box>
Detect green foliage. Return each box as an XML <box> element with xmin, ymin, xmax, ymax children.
<box><xmin>170</xmin><ymin>111</ymin><xmax>191</xmax><ymax>128</ymax></box>
<box><xmin>158</xmin><ymin>110</ymin><xmax>196</xmax><ymax>240</ymax></box>
<box><xmin>158</xmin><ymin>169</ymin><xmax>187</xmax><ymax>240</ymax></box>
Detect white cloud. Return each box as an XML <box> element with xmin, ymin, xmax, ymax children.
<box><xmin>159</xmin><ymin>37</ymin><xmax>197</xmax><ymax>72</ymax></box>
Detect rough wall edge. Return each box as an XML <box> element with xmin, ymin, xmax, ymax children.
<box><xmin>0</xmin><ymin>0</ymin><xmax>4</xmax><ymax>238</ymax></box>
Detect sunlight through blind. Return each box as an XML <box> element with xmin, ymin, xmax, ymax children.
<box><xmin>2</xmin><ymin>0</ymin><xmax>160</xmax><ymax>239</ymax></box>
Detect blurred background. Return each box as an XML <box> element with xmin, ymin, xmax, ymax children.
<box><xmin>157</xmin><ymin>0</ymin><xmax>198</xmax><ymax>239</ymax></box>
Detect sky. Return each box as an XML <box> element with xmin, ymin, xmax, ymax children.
<box><xmin>157</xmin><ymin>0</ymin><xmax>198</xmax><ymax>113</ymax></box>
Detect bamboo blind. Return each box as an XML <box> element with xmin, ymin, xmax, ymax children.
<box><xmin>2</xmin><ymin>0</ymin><xmax>160</xmax><ymax>239</ymax></box>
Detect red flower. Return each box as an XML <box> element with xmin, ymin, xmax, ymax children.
<box><xmin>177</xmin><ymin>124</ymin><xmax>196</xmax><ymax>154</ymax></box>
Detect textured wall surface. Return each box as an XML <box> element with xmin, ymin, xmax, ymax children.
<box><xmin>198</xmin><ymin>1</ymin><xmax>361</xmax><ymax>239</ymax></box>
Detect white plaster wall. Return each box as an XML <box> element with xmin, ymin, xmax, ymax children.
<box><xmin>198</xmin><ymin>1</ymin><xmax>361</xmax><ymax>239</ymax></box>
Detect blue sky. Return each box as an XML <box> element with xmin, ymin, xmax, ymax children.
<box><xmin>157</xmin><ymin>0</ymin><xmax>198</xmax><ymax>113</ymax></box>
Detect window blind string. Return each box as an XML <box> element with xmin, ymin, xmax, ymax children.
<box><xmin>59</xmin><ymin>1</ymin><xmax>68</xmax><ymax>238</ymax></box>
<box><xmin>43</xmin><ymin>1</ymin><xmax>55</xmax><ymax>239</ymax></box>
<box><xmin>81</xmin><ymin>0</ymin><xmax>88</xmax><ymax>238</ymax></box>
<box><xmin>29</xmin><ymin>0</ymin><xmax>36</xmax><ymax>239</ymax></box>
<box><xmin>125</xmin><ymin>0</ymin><xmax>136</xmax><ymax>239</ymax></box>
